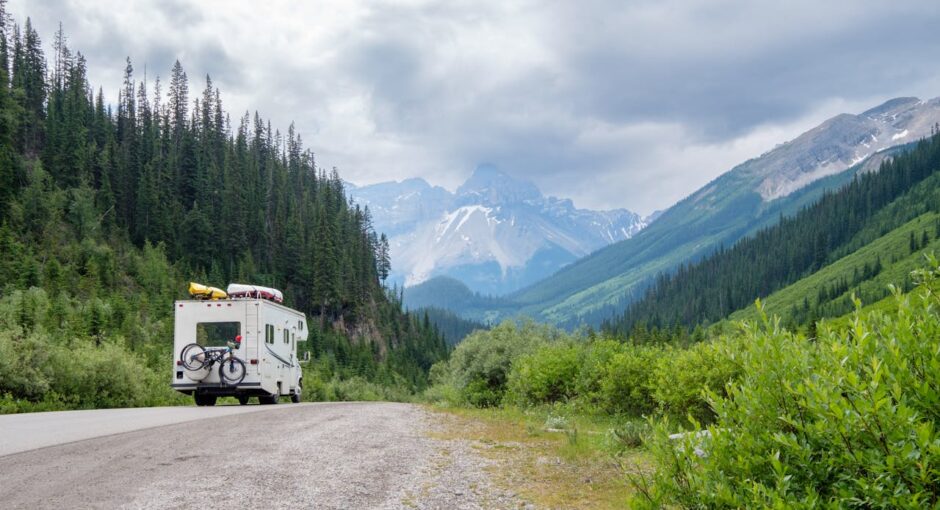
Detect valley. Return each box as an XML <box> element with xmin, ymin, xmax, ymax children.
<box><xmin>3</xmin><ymin>1</ymin><xmax>940</xmax><ymax>508</ymax></box>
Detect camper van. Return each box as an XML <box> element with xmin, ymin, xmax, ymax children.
<box><xmin>171</xmin><ymin>283</ymin><xmax>308</xmax><ymax>406</ymax></box>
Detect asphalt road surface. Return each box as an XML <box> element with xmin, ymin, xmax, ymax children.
<box><xmin>0</xmin><ymin>402</ymin><xmax>521</xmax><ymax>509</ymax></box>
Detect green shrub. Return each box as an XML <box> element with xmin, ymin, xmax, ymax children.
<box><xmin>651</xmin><ymin>336</ymin><xmax>741</xmax><ymax>424</ymax></box>
<box><xmin>506</xmin><ymin>343</ymin><xmax>581</xmax><ymax>405</ymax></box>
<box><xmin>328</xmin><ymin>376</ymin><xmax>384</xmax><ymax>401</ymax></box>
<box><xmin>573</xmin><ymin>339</ymin><xmax>624</xmax><ymax>408</ymax></box>
<box><xmin>445</xmin><ymin>321</ymin><xmax>557</xmax><ymax>407</ymax></box>
<box><xmin>606</xmin><ymin>420</ymin><xmax>650</xmax><ymax>453</ymax></box>
<box><xmin>422</xmin><ymin>381</ymin><xmax>462</xmax><ymax>407</ymax></box>
<box><xmin>599</xmin><ymin>345</ymin><xmax>662</xmax><ymax>416</ymax></box>
<box><xmin>636</xmin><ymin>272</ymin><xmax>940</xmax><ymax>508</ymax></box>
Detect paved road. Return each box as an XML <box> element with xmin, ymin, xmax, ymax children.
<box><xmin>0</xmin><ymin>402</ymin><xmax>520</xmax><ymax>509</ymax></box>
<box><xmin>0</xmin><ymin>404</ymin><xmax>274</xmax><ymax>456</ymax></box>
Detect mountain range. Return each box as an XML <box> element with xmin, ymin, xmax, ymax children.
<box><xmin>405</xmin><ymin>96</ymin><xmax>940</xmax><ymax>326</ymax></box>
<box><xmin>347</xmin><ymin>164</ymin><xmax>655</xmax><ymax>295</ymax></box>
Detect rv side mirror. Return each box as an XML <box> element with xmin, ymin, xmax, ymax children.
<box><xmin>300</xmin><ymin>351</ymin><xmax>311</xmax><ymax>364</ymax></box>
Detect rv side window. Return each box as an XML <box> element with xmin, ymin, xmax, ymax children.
<box><xmin>283</xmin><ymin>329</ymin><xmax>289</xmax><ymax>344</ymax></box>
<box><xmin>265</xmin><ymin>324</ymin><xmax>274</xmax><ymax>344</ymax></box>
<box><xmin>196</xmin><ymin>322</ymin><xmax>241</xmax><ymax>347</ymax></box>
<box><xmin>298</xmin><ymin>320</ymin><xmax>303</xmax><ymax>331</ymax></box>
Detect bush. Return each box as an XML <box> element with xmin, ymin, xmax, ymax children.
<box><xmin>636</xmin><ymin>273</ymin><xmax>940</xmax><ymax>508</ymax></box>
<box><xmin>327</xmin><ymin>376</ymin><xmax>385</xmax><ymax>401</ymax></box>
<box><xmin>422</xmin><ymin>380</ymin><xmax>462</xmax><ymax>407</ymax></box>
<box><xmin>0</xmin><ymin>288</ymin><xmax>188</xmax><ymax>412</ymax></box>
<box><xmin>599</xmin><ymin>345</ymin><xmax>662</xmax><ymax>416</ymax></box>
<box><xmin>445</xmin><ymin>321</ymin><xmax>557</xmax><ymax>407</ymax></box>
<box><xmin>573</xmin><ymin>339</ymin><xmax>624</xmax><ymax>408</ymax></box>
<box><xmin>0</xmin><ymin>326</ymin><xmax>54</xmax><ymax>401</ymax></box>
<box><xmin>506</xmin><ymin>343</ymin><xmax>581</xmax><ymax>405</ymax></box>
<box><xmin>606</xmin><ymin>420</ymin><xmax>650</xmax><ymax>453</ymax></box>
<box><xmin>651</xmin><ymin>336</ymin><xmax>741</xmax><ymax>424</ymax></box>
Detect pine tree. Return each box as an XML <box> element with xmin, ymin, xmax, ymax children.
<box><xmin>377</xmin><ymin>233</ymin><xmax>391</xmax><ymax>282</ymax></box>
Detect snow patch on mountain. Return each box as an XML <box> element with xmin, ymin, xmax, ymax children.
<box><xmin>349</xmin><ymin>166</ymin><xmax>651</xmax><ymax>295</ymax></box>
<box><xmin>754</xmin><ymin>97</ymin><xmax>940</xmax><ymax>201</ymax></box>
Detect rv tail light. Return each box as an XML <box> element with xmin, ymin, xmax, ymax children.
<box><xmin>176</xmin><ymin>360</ymin><xmax>182</xmax><ymax>366</ymax></box>
<box><xmin>250</xmin><ymin>359</ymin><xmax>258</xmax><ymax>365</ymax></box>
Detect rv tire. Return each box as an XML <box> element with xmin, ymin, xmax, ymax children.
<box><xmin>238</xmin><ymin>395</ymin><xmax>250</xmax><ymax>405</ymax></box>
<box><xmin>194</xmin><ymin>394</ymin><xmax>217</xmax><ymax>406</ymax></box>
<box><xmin>259</xmin><ymin>394</ymin><xmax>278</xmax><ymax>405</ymax></box>
<box><xmin>291</xmin><ymin>392</ymin><xmax>301</xmax><ymax>403</ymax></box>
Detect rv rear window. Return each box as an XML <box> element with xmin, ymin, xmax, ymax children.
<box><xmin>265</xmin><ymin>324</ymin><xmax>274</xmax><ymax>344</ymax></box>
<box><xmin>196</xmin><ymin>322</ymin><xmax>241</xmax><ymax>347</ymax></box>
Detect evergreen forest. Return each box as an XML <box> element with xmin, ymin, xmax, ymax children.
<box><xmin>0</xmin><ymin>5</ymin><xmax>448</xmax><ymax>411</ymax></box>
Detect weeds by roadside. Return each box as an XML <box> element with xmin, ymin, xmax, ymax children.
<box><xmin>427</xmin><ymin>404</ymin><xmax>652</xmax><ymax>509</ymax></box>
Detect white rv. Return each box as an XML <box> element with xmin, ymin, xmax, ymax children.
<box><xmin>171</xmin><ymin>283</ymin><xmax>308</xmax><ymax>406</ymax></box>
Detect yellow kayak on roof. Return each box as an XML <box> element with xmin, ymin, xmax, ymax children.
<box><xmin>188</xmin><ymin>282</ymin><xmax>228</xmax><ymax>300</ymax></box>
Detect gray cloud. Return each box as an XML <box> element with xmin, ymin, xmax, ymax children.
<box><xmin>10</xmin><ymin>0</ymin><xmax>940</xmax><ymax>214</ymax></box>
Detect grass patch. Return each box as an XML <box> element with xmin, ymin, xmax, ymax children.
<box><xmin>426</xmin><ymin>405</ymin><xmax>651</xmax><ymax>509</ymax></box>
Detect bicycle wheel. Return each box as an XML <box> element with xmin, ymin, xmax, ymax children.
<box><xmin>219</xmin><ymin>357</ymin><xmax>247</xmax><ymax>385</ymax></box>
<box><xmin>180</xmin><ymin>343</ymin><xmax>207</xmax><ymax>371</ymax></box>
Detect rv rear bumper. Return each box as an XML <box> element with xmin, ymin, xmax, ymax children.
<box><xmin>171</xmin><ymin>382</ymin><xmax>265</xmax><ymax>397</ymax></box>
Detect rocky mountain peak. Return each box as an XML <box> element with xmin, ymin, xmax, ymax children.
<box><xmin>456</xmin><ymin>164</ymin><xmax>542</xmax><ymax>205</ymax></box>
<box><xmin>348</xmin><ymin>165</ymin><xmax>649</xmax><ymax>295</ymax></box>
<box><xmin>748</xmin><ymin>96</ymin><xmax>940</xmax><ymax>201</ymax></box>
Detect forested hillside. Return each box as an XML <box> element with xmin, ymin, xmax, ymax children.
<box><xmin>606</xmin><ymin>131</ymin><xmax>940</xmax><ymax>334</ymax></box>
<box><xmin>0</xmin><ymin>5</ymin><xmax>446</xmax><ymax>411</ymax></box>
<box><xmin>403</xmin><ymin>275</ymin><xmax>515</xmax><ymax>323</ymax></box>
<box><xmin>413</xmin><ymin>307</ymin><xmax>486</xmax><ymax>346</ymax></box>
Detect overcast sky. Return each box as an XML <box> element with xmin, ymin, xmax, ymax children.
<box><xmin>11</xmin><ymin>0</ymin><xmax>940</xmax><ymax>214</ymax></box>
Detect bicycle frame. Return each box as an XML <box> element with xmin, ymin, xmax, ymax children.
<box><xmin>189</xmin><ymin>346</ymin><xmax>236</xmax><ymax>369</ymax></box>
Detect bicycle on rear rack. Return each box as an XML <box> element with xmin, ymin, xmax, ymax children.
<box><xmin>179</xmin><ymin>341</ymin><xmax>247</xmax><ymax>386</ymax></box>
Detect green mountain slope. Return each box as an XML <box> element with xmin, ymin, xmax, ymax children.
<box><xmin>510</xmin><ymin>150</ymin><xmax>890</xmax><ymax>325</ymax></box>
<box><xmin>604</xmin><ymin>133</ymin><xmax>940</xmax><ymax>334</ymax></box>
<box><xmin>729</xmin><ymin>213</ymin><xmax>939</xmax><ymax>325</ymax></box>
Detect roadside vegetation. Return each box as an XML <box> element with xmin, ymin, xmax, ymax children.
<box><xmin>425</xmin><ymin>260</ymin><xmax>940</xmax><ymax>507</ymax></box>
<box><xmin>431</xmin><ymin>406</ymin><xmax>646</xmax><ymax>509</ymax></box>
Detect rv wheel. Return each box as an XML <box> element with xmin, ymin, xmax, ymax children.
<box><xmin>291</xmin><ymin>392</ymin><xmax>301</xmax><ymax>403</ymax></box>
<box><xmin>194</xmin><ymin>394</ymin><xmax>217</xmax><ymax>406</ymax></box>
<box><xmin>238</xmin><ymin>395</ymin><xmax>250</xmax><ymax>405</ymax></box>
<box><xmin>259</xmin><ymin>394</ymin><xmax>278</xmax><ymax>405</ymax></box>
